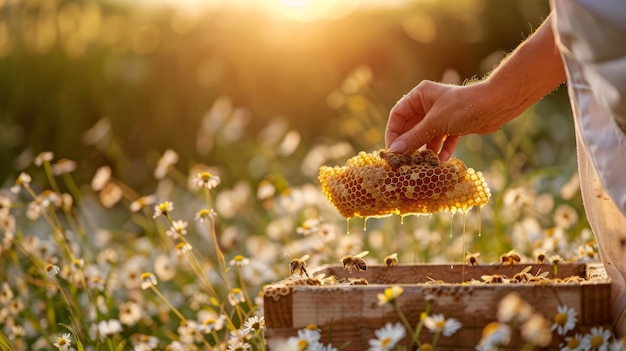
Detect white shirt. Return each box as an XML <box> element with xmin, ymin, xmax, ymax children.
<box><xmin>552</xmin><ymin>0</ymin><xmax>626</xmax><ymax>334</ymax></box>
<box><xmin>553</xmin><ymin>0</ymin><xmax>626</xmax><ymax>217</ymax></box>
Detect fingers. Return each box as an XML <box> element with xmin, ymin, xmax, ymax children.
<box><xmin>385</xmin><ymin>103</ymin><xmax>421</xmax><ymax>148</ymax></box>
<box><xmin>385</xmin><ymin>83</ymin><xmax>431</xmax><ymax>148</ymax></box>
<box><xmin>439</xmin><ymin>135</ymin><xmax>460</xmax><ymax>161</ymax></box>
<box><xmin>386</xmin><ymin>81</ymin><xmax>459</xmax><ymax>155</ymax></box>
<box><xmin>389</xmin><ymin>119</ymin><xmax>439</xmax><ymax>154</ymax></box>
<box><xmin>426</xmin><ymin>136</ymin><xmax>446</xmax><ymax>154</ymax></box>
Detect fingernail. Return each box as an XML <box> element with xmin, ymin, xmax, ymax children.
<box><xmin>389</xmin><ymin>140</ymin><xmax>406</xmax><ymax>153</ymax></box>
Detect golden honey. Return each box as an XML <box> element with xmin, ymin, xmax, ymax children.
<box><xmin>318</xmin><ymin>149</ymin><xmax>491</xmax><ymax>218</ymax></box>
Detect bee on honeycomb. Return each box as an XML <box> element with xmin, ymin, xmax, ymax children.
<box><xmin>318</xmin><ymin>149</ymin><xmax>491</xmax><ymax>218</ymax></box>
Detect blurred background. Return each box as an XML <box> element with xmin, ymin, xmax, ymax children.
<box><xmin>0</xmin><ymin>0</ymin><xmax>587</xmax><ymax>261</ymax></box>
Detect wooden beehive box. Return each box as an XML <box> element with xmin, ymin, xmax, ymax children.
<box><xmin>263</xmin><ymin>262</ymin><xmax>610</xmax><ymax>350</ymax></box>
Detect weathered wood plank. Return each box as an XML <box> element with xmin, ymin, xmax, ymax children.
<box><xmin>264</xmin><ymin>263</ymin><xmax>611</xmax><ymax>350</ymax></box>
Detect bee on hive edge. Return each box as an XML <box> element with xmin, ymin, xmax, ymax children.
<box><xmin>481</xmin><ymin>274</ymin><xmax>509</xmax><ymax>284</ymax></box>
<box><xmin>420</xmin><ymin>149</ymin><xmax>440</xmax><ymax>166</ymax></box>
<box><xmin>411</xmin><ymin>151</ymin><xmax>424</xmax><ymax>164</ymax></box>
<box><xmin>500</xmin><ymin>249</ymin><xmax>522</xmax><ymax>265</ymax></box>
<box><xmin>384</xmin><ymin>253</ymin><xmax>398</xmax><ymax>267</ymax></box>
<box><xmin>465</xmin><ymin>252</ymin><xmax>480</xmax><ymax>266</ymax></box>
<box><xmin>379</xmin><ymin>150</ymin><xmax>412</xmax><ymax>170</ymax></box>
<box><xmin>348</xmin><ymin>277</ymin><xmax>369</xmax><ymax>285</ymax></box>
<box><xmin>287</xmin><ymin>254</ymin><xmax>310</xmax><ymax>277</ymax></box>
<box><xmin>534</xmin><ymin>251</ymin><xmax>547</xmax><ymax>264</ymax></box>
<box><xmin>379</xmin><ymin>150</ymin><xmax>402</xmax><ymax>169</ymax></box>
<box><xmin>341</xmin><ymin>251</ymin><xmax>369</xmax><ymax>273</ymax></box>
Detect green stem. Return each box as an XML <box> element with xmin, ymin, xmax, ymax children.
<box><xmin>237</xmin><ymin>266</ymin><xmax>255</xmax><ymax>312</ymax></box>
<box><xmin>413</xmin><ymin>300</ymin><xmax>433</xmax><ymax>347</ymax></box>
<box><xmin>54</xmin><ymin>277</ymin><xmax>85</xmax><ymax>342</ymax></box>
<box><xmin>392</xmin><ymin>302</ymin><xmax>420</xmax><ymax>348</ymax></box>
<box><xmin>42</xmin><ymin>160</ymin><xmax>61</xmax><ymax>194</ymax></box>
<box><xmin>432</xmin><ymin>330</ymin><xmax>441</xmax><ymax>348</ymax></box>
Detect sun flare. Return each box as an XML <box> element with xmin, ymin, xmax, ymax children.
<box><xmin>264</xmin><ymin>0</ymin><xmax>356</xmax><ymax>22</ymax></box>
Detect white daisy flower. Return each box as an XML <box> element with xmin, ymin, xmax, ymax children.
<box><xmin>140</xmin><ymin>272</ymin><xmax>157</xmax><ymax>290</ymax></box>
<box><xmin>551</xmin><ymin>305</ymin><xmax>578</xmax><ymax>336</ymax></box>
<box><xmin>228</xmin><ymin>288</ymin><xmax>246</xmax><ymax>306</ymax></box>
<box><xmin>46</xmin><ymin>264</ymin><xmax>61</xmax><ymax>279</ymax></box>
<box><xmin>423</xmin><ymin>314</ymin><xmax>462</xmax><ymax>337</ymax></box>
<box><xmin>477</xmin><ymin>322</ymin><xmax>511</xmax><ymax>348</ymax></box>
<box><xmin>368</xmin><ymin>322</ymin><xmax>406</xmax><ymax>351</ymax></box>
<box><xmin>53</xmin><ymin>333</ymin><xmax>72</xmax><ymax>351</ymax></box>
<box><xmin>376</xmin><ymin>286</ymin><xmax>404</xmax><ymax>306</ymax></box>
<box><xmin>610</xmin><ymin>336</ymin><xmax>626</xmax><ymax>351</ymax></box>
<box><xmin>194</xmin><ymin>172</ymin><xmax>221</xmax><ymax>190</ymax></box>
<box><xmin>98</xmin><ymin>319</ymin><xmax>122</xmax><ymax>337</ymax></box>
<box><xmin>153</xmin><ymin>201</ymin><xmax>174</xmax><ymax>219</ymax></box>
<box><xmin>561</xmin><ymin>333</ymin><xmax>585</xmax><ymax>351</ymax></box>
<box><xmin>242</xmin><ymin>316</ymin><xmax>265</xmax><ymax>334</ymax></box>
<box><xmin>227</xmin><ymin>341</ymin><xmax>251</xmax><ymax>351</ymax></box>
<box><xmin>166</xmin><ymin>220</ymin><xmax>188</xmax><ymax>239</ymax></box>
<box><xmin>287</xmin><ymin>327</ymin><xmax>322</xmax><ymax>351</ymax></box>
<box><xmin>581</xmin><ymin>326</ymin><xmax>612</xmax><ymax>351</ymax></box>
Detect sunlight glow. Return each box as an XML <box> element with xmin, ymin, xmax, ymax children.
<box><xmin>128</xmin><ymin>0</ymin><xmax>401</xmax><ymax>22</ymax></box>
<box><xmin>264</xmin><ymin>0</ymin><xmax>357</xmax><ymax>22</ymax></box>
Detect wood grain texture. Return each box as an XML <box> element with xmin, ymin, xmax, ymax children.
<box><xmin>263</xmin><ymin>263</ymin><xmax>611</xmax><ymax>350</ymax></box>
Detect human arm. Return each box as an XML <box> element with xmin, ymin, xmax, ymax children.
<box><xmin>385</xmin><ymin>12</ymin><xmax>567</xmax><ymax>160</ymax></box>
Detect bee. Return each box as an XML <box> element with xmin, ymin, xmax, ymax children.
<box><xmin>348</xmin><ymin>277</ymin><xmax>369</xmax><ymax>285</ymax></box>
<box><xmin>420</xmin><ymin>149</ymin><xmax>440</xmax><ymax>166</ymax></box>
<box><xmin>528</xmin><ymin>270</ymin><xmax>550</xmax><ymax>283</ymax></box>
<box><xmin>384</xmin><ymin>253</ymin><xmax>398</xmax><ymax>267</ymax></box>
<box><xmin>398</xmin><ymin>154</ymin><xmax>412</xmax><ymax>165</ymax></box>
<box><xmin>319</xmin><ymin>274</ymin><xmax>337</xmax><ymax>285</ymax></box>
<box><xmin>341</xmin><ymin>251</ymin><xmax>369</xmax><ymax>273</ymax></box>
<box><xmin>500</xmin><ymin>249</ymin><xmax>522</xmax><ymax>265</ymax></box>
<box><xmin>465</xmin><ymin>252</ymin><xmax>480</xmax><ymax>266</ymax></box>
<box><xmin>513</xmin><ymin>266</ymin><xmax>550</xmax><ymax>283</ymax></box>
<box><xmin>287</xmin><ymin>254</ymin><xmax>310</xmax><ymax>277</ymax></box>
<box><xmin>379</xmin><ymin>150</ymin><xmax>402</xmax><ymax>169</ymax></box>
<box><xmin>512</xmin><ymin>266</ymin><xmax>534</xmax><ymax>283</ymax></box>
<box><xmin>411</xmin><ymin>151</ymin><xmax>424</xmax><ymax>165</ymax></box>
<box><xmin>424</xmin><ymin>276</ymin><xmax>445</xmax><ymax>285</ymax></box>
<box><xmin>481</xmin><ymin>274</ymin><xmax>509</xmax><ymax>284</ymax></box>
<box><xmin>534</xmin><ymin>251</ymin><xmax>547</xmax><ymax>264</ymax></box>
<box><xmin>380</xmin><ymin>151</ymin><xmax>411</xmax><ymax>170</ymax></box>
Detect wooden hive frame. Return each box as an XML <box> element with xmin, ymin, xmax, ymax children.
<box><xmin>264</xmin><ymin>262</ymin><xmax>611</xmax><ymax>350</ymax></box>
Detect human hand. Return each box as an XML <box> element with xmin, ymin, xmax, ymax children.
<box><xmin>385</xmin><ymin>80</ymin><xmax>514</xmax><ymax>161</ymax></box>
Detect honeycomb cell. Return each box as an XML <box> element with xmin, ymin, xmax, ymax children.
<box><xmin>318</xmin><ymin>149</ymin><xmax>491</xmax><ymax>218</ymax></box>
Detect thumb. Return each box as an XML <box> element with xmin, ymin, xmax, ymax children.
<box><xmin>389</xmin><ymin>115</ymin><xmax>441</xmax><ymax>154</ymax></box>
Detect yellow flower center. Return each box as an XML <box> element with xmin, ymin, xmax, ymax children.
<box><xmin>158</xmin><ymin>202</ymin><xmax>170</xmax><ymax>212</ymax></box>
<box><xmin>57</xmin><ymin>339</ymin><xmax>67</xmax><ymax>346</ymax></box>
<box><xmin>297</xmin><ymin>340</ymin><xmax>308</xmax><ymax>350</ymax></box>
<box><xmin>591</xmin><ymin>335</ymin><xmax>604</xmax><ymax>348</ymax></box>
<box><xmin>420</xmin><ymin>343</ymin><xmax>434</xmax><ymax>351</ymax></box>
<box><xmin>234</xmin><ymin>255</ymin><xmax>245</xmax><ymax>261</ymax></box>
<box><xmin>435</xmin><ymin>320</ymin><xmax>446</xmax><ymax>329</ymax></box>
<box><xmin>199</xmin><ymin>172</ymin><xmax>212</xmax><ymax>181</ymax></box>
<box><xmin>197</xmin><ymin>209</ymin><xmax>211</xmax><ymax>217</ymax></box>
<box><xmin>554</xmin><ymin>312</ymin><xmax>568</xmax><ymax>326</ymax></box>
<box><xmin>567</xmin><ymin>338</ymin><xmax>580</xmax><ymax>348</ymax></box>
<box><xmin>381</xmin><ymin>337</ymin><xmax>392</xmax><ymax>347</ymax></box>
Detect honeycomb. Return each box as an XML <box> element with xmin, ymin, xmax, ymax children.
<box><xmin>318</xmin><ymin>149</ymin><xmax>491</xmax><ymax>218</ymax></box>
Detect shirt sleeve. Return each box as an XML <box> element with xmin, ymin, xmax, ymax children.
<box><xmin>552</xmin><ymin>0</ymin><xmax>626</xmax><ymax>215</ymax></box>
